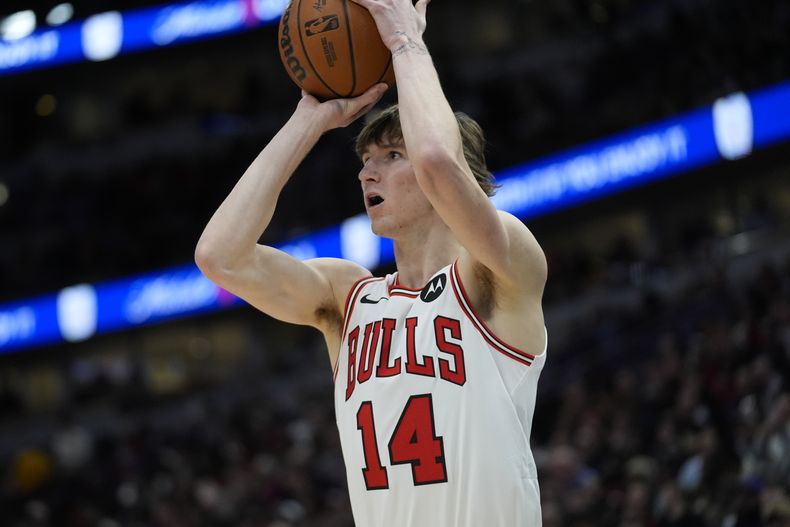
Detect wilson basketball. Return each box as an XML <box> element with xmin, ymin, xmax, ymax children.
<box><xmin>278</xmin><ymin>0</ymin><xmax>395</xmax><ymax>100</ymax></box>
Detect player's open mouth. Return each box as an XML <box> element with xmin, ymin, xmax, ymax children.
<box><xmin>367</xmin><ymin>195</ymin><xmax>384</xmax><ymax>207</ymax></box>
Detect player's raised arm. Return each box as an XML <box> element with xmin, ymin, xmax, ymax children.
<box><xmin>351</xmin><ymin>0</ymin><xmax>545</xmax><ymax>294</ymax></box>
<box><xmin>195</xmin><ymin>86</ymin><xmax>386</xmax><ymax>345</ymax></box>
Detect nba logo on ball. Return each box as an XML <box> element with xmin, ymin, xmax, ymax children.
<box><xmin>305</xmin><ymin>15</ymin><xmax>339</xmax><ymax>36</ymax></box>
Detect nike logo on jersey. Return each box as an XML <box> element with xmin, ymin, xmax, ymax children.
<box><xmin>360</xmin><ymin>294</ymin><xmax>388</xmax><ymax>304</ymax></box>
<box><xmin>420</xmin><ymin>274</ymin><xmax>447</xmax><ymax>303</ymax></box>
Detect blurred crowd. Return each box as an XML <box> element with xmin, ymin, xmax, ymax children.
<box><xmin>537</xmin><ymin>258</ymin><xmax>790</xmax><ymax>526</ymax></box>
<box><xmin>2</xmin><ymin>227</ymin><xmax>789</xmax><ymax>526</ymax></box>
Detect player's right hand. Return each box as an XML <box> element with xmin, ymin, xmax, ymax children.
<box><xmin>350</xmin><ymin>0</ymin><xmax>430</xmax><ymax>52</ymax></box>
<box><xmin>297</xmin><ymin>83</ymin><xmax>388</xmax><ymax>131</ymax></box>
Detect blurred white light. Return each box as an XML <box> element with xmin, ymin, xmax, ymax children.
<box><xmin>81</xmin><ymin>11</ymin><xmax>123</xmax><ymax>61</ymax></box>
<box><xmin>252</xmin><ymin>0</ymin><xmax>291</xmax><ymax>22</ymax></box>
<box><xmin>1</xmin><ymin>10</ymin><xmax>37</xmax><ymax>41</ymax></box>
<box><xmin>57</xmin><ymin>284</ymin><xmax>98</xmax><ymax>342</ymax></box>
<box><xmin>713</xmin><ymin>92</ymin><xmax>753</xmax><ymax>160</ymax></box>
<box><xmin>46</xmin><ymin>3</ymin><xmax>74</xmax><ymax>26</ymax></box>
<box><xmin>341</xmin><ymin>214</ymin><xmax>380</xmax><ymax>269</ymax></box>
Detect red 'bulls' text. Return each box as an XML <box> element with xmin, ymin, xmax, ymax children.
<box><xmin>345</xmin><ymin>316</ymin><xmax>466</xmax><ymax>400</ymax></box>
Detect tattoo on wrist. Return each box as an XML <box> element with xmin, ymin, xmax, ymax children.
<box><xmin>392</xmin><ymin>32</ymin><xmax>428</xmax><ymax>56</ymax></box>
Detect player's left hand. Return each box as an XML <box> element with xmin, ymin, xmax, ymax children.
<box><xmin>350</xmin><ymin>0</ymin><xmax>430</xmax><ymax>52</ymax></box>
<box><xmin>297</xmin><ymin>83</ymin><xmax>388</xmax><ymax>131</ymax></box>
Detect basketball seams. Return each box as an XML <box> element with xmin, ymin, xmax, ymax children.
<box><xmin>341</xmin><ymin>0</ymin><xmax>358</xmax><ymax>97</ymax></box>
<box><xmin>295</xmin><ymin>0</ymin><xmax>343</xmax><ymax>99</ymax></box>
<box><xmin>374</xmin><ymin>56</ymin><xmax>393</xmax><ymax>86</ymax></box>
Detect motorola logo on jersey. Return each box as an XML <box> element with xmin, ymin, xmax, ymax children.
<box><xmin>420</xmin><ymin>274</ymin><xmax>447</xmax><ymax>303</ymax></box>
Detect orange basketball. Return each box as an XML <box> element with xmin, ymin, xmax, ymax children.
<box><xmin>278</xmin><ymin>0</ymin><xmax>395</xmax><ymax>100</ymax></box>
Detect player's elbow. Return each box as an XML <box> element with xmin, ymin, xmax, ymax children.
<box><xmin>194</xmin><ymin>239</ymin><xmax>232</xmax><ymax>284</ymax></box>
<box><xmin>411</xmin><ymin>145</ymin><xmax>464</xmax><ymax>189</ymax></box>
<box><xmin>412</xmin><ymin>143</ymin><xmax>458</xmax><ymax>172</ymax></box>
<box><xmin>194</xmin><ymin>241</ymin><xmax>217</xmax><ymax>279</ymax></box>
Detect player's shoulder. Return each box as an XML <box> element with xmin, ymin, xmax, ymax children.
<box><xmin>456</xmin><ymin>211</ymin><xmax>546</xmax><ymax>301</ymax></box>
<box><xmin>497</xmin><ymin>210</ymin><xmax>540</xmax><ymax>244</ymax></box>
<box><xmin>306</xmin><ymin>257</ymin><xmax>374</xmax><ymax>302</ymax></box>
<box><xmin>496</xmin><ymin>210</ymin><xmax>547</xmax><ymax>280</ymax></box>
<box><xmin>302</xmin><ymin>258</ymin><xmax>373</xmax><ymax>338</ymax></box>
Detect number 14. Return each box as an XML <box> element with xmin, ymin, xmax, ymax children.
<box><xmin>356</xmin><ymin>394</ymin><xmax>448</xmax><ymax>490</ymax></box>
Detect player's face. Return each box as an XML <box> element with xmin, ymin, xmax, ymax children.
<box><xmin>358</xmin><ymin>142</ymin><xmax>433</xmax><ymax>236</ymax></box>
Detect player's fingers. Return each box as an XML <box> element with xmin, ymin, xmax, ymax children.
<box><xmin>415</xmin><ymin>0</ymin><xmax>430</xmax><ymax>16</ymax></box>
<box><xmin>342</xmin><ymin>84</ymin><xmax>387</xmax><ymax>126</ymax></box>
<box><xmin>349</xmin><ymin>103</ymin><xmax>375</xmax><ymax>122</ymax></box>
<box><xmin>355</xmin><ymin>83</ymin><xmax>388</xmax><ymax>110</ymax></box>
<box><xmin>360</xmin><ymin>82</ymin><xmax>387</xmax><ymax>99</ymax></box>
<box><xmin>300</xmin><ymin>89</ymin><xmax>318</xmax><ymax>103</ymax></box>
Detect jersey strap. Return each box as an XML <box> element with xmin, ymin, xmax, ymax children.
<box><xmin>448</xmin><ymin>262</ymin><xmax>536</xmax><ymax>366</ymax></box>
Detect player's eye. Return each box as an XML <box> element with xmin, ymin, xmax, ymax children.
<box><xmin>388</xmin><ymin>151</ymin><xmax>401</xmax><ymax>160</ymax></box>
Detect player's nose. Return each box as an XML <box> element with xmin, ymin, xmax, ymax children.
<box><xmin>358</xmin><ymin>163</ymin><xmax>381</xmax><ymax>182</ymax></box>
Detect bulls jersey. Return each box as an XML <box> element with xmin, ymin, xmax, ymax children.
<box><xmin>333</xmin><ymin>261</ymin><xmax>546</xmax><ymax>526</ymax></box>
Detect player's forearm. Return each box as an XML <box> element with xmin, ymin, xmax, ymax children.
<box><xmin>391</xmin><ymin>36</ymin><xmax>464</xmax><ymax>166</ymax></box>
<box><xmin>196</xmin><ymin>109</ymin><xmax>324</xmax><ymax>272</ymax></box>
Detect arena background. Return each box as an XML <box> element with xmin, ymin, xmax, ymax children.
<box><xmin>1</xmin><ymin>1</ymin><xmax>789</xmax><ymax>525</ymax></box>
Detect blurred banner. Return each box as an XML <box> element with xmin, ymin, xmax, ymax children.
<box><xmin>1</xmin><ymin>81</ymin><xmax>789</xmax><ymax>354</ymax></box>
<box><xmin>0</xmin><ymin>0</ymin><xmax>289</xmax><ymax>75</ymax></box>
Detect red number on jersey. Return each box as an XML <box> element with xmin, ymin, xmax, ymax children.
<box><xmin>388</xmin><ymin>394</ymin><xmax>447</xmax><ymax>485</ymax></box>
<box><xmin>356</xmin><ymin>401</ymin><xmax>390</xmax><ymax>490</ymax></box>
<box><xmin>356</xmin><ymin>394</ymin><xmax>447</xmax><ymax>490</ymax></box>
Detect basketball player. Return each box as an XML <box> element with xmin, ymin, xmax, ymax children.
<box><xmin>195</xmin><ymin>0</ymin><xmax>547</xmax><ymax>524</ymax></box>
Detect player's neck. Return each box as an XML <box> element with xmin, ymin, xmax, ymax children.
<box><xmin>392</xmin><ymin>223</ymin><xmax>461</xmax><ymax>289</ymax></box>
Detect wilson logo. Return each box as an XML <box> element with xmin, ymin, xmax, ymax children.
<box><xmin>279</xmin><ymin>5</ymin><xmax>306</xmax><ymax>81</ymax></box>
<box><xmin>305</xmin><ymin>15</ymin><xmax>339</xmax><ymax>36</ymax></box>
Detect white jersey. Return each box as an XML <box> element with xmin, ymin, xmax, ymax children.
<box><xmin>333</xmin><ymin>261</ymin><xmax>546</xmax><ymax>527</ymax></box>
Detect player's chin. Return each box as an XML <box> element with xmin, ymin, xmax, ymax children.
<box><xmin>369</xmin><ymin>219</ymin><xmax>384</xmax><ymax>236</ymax></box>
<box><xmin>368</xmin><ymin>217</ymin><xmax>390</xmax><ymax>237</ymax></box>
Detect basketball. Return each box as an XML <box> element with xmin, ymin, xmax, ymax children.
<box><xmin>278</xmin><ymin>0</ymin><xmax>395</xmax><ymax>100</ymax></box>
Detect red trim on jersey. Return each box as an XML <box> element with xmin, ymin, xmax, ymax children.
<box><xmin>334</xmin><ymin>276</ymin><xmax>384</xmax><ymax>383</ymax></box>
<box><xmin>390</xmin><ymin>290</ymin><xmax>420</xmax><ymax>299</ymax></box>
<box><xmin>449</xmin><ymin>262</ymin><xmax>535</xmax><ymax>366</ymax></box>
<box><xmin>391</xmin><ymin>273</ymin><xmax>423</xmax><ymax>293</ymax></box>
